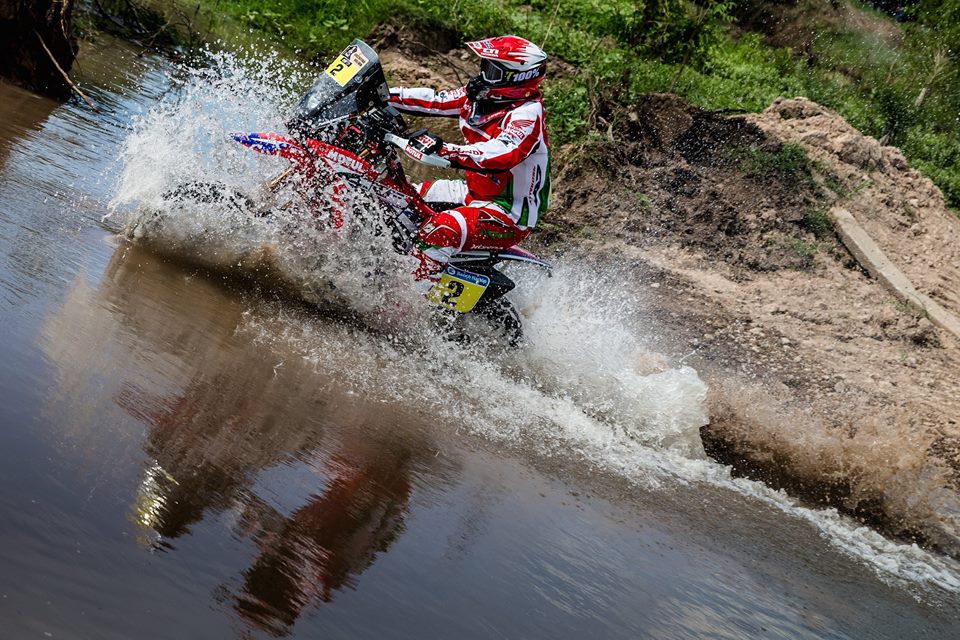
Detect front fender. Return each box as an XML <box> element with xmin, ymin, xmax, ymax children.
<box><xmin>231</xmin><ymin>132</ymin><xmax>306</xmax><ymax>161</ymax></box>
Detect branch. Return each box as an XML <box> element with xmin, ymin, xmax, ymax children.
<box><xmin>35</xmin><ymin>30</ymin><xmax>100</xmax><ymax>113</ymax></box>
<box><xmin>60</xmin><ymin>0</ymin><xmax>72</xmax><ymax>42</ymax></box>
<box><xmin>541</xmin><ymin>0</ymin><xmax>562</xmax><ymax>50</ymax></box>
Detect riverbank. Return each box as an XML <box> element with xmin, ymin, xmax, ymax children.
<box><xmin>6</xmin><ymin>41</ymin><xmax>960</xmax><ymax>637</ymax></box>
<box><xmin>374</xmin><ymin>28</ymin><xmax>960</xmax><ymax>557</ymax></box>
<box><xmin>59</xmin><ymin>1</ymin><xmax>960</xmax><ymax>211</ymax></box>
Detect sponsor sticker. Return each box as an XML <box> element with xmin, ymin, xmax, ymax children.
<box><xmin>505</xmin><ymin>118</ymin><xmax>534</xmax><ymax>135</ymax></box>
<box><xmin>324</xmin><ymin>148</ymin><xmax>366</xmax><ymax>172</ymax></box>
<box><xmin>427</xmin><ymin>266</ymin><xmax>491</xmax><ymax>313</ymax></box>
<box><xmin>505</xmin><ymin>68</ymin><xmax>540</xmax><ymax>82</ymax></box>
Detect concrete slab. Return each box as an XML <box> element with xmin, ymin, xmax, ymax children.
<box><xmin>830</xmin><ymin>207</ymin><xmax>960</xmax><ymax>339</ymax></box>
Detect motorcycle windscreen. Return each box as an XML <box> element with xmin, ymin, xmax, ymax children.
<box><xmin>427</xmin><ymin>266</ymin><xmax>491</xmax><ymax>313</ymax></box>
<box><xmin>287</xmin><ymin>40</ymin><xmax>389</xmax><ymax>136</ymax></box>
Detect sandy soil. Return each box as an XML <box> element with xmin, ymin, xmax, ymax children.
<box><xmin>558</xmin><ymin>96</ymin><xmax>960</xmax><ymax>555</ymax></box>
<box><xmin>373</xmin><ymin>28</ymin><xmax>960</xmax><ymax>557</ymax></box>
<box><xmin>575</xmin><ymin>96</ymin><xmax>960</xmax><ymax>555</ymax></box>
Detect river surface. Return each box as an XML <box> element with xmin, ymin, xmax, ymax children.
<box><xmin>1</xmin><ymin>37</ymin><xmax>960</xmax><ymax>639</ymax></box>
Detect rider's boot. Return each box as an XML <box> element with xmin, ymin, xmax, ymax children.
<box><xmin>409</xmin><ymin>209</ymin><xmax>460</xmax><ymax>293</ymax></box>
<box><xmin>410</xmin><ymin>248</ymin><xmax>446</xmax><ymax>294</ymax></box>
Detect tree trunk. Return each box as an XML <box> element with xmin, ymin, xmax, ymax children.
<box><xmin>0</xmin><ymin>0</ymin><xmax>78</xmax><ymax>100</ymax></box>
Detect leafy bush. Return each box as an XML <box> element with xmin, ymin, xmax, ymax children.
<box><xmin>873</xmin><ymin>85</ymin><xmax>916</xmax><ymax>146</ymax></box>
<box><xmin>679</xmin><ymin>33</ymin><xmax>804</xmax><ymax>111</ymax></box>
<box><xmin>904</xmin><ymin>129</ymin><xmax>960</xmax><ymax>208</ymax></box>
<box><xmin>543</xmin><ymin>80</ymin><xmax>589</xmax><ymax>145</ymax></box>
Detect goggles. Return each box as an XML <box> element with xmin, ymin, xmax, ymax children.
<box><xmin>479</xmin><ymin>59</ymin><xmax>506</xmax><ymax>84</ymax></box>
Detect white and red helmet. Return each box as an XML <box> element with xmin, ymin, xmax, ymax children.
<box><xmin>465</xmin><ymin>36</ymin><xmax>547</xmax><ymax>102</ymax></box>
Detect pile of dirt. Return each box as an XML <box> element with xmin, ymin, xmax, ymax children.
<box><xmin>621</xmin><ymin>98</ymin><xmax>960</xmax><ymax>554</ymax></box>
<box><xmin>549</xmin><ymin>93</ymin><xmax>834</xmax><ymax>272</ymax></box>
<box><xmin>747</xmin><ymin>97</ymin><xmax>960</xmax><ymax>319</ymax></box>
<box><xmin>551</xmin><ymin>95</ymin><xmax>960</xmax><ymax>555</ymax></box>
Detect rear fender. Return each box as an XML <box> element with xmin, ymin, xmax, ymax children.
<box><xmin>497</xmin><ymin>246</ymin><xmax>553</xmax><ymax>272</ymax></box>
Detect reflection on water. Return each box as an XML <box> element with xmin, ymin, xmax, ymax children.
<box><xmin>41</xmin><ymin>244</ymin><xmax>446</xmax><ymax>635</ymax></box>
<box><xmin>0</xmin><ymin>83</ymin><xmax>59</xmax><ymax>171</ymax></box>
<box><xmin>229</xmin><ymin>451</ymin><xmax>411</xmax><ymax>633</ymax></box>
<box><xmin>35</xmin><ymin>242</ymin><xmax>960</xmax><ymax>640</ymax></box>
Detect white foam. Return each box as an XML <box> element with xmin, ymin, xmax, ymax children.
<box><xmin>240</xmin><ymin>285</ymin><xmax>960</xmax><ymax>601</ymax></box>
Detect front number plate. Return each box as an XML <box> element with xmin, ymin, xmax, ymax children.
<box><xmin>325</xmin><ymin>44</ymin><xmax>369</xmax><ymax>86</ymax></box>
<box><xmin>427</xmin><ymin>266</ymin><xmax>490</xmax><ymax>313</ymax></box>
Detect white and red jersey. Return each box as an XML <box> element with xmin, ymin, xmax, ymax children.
<box><xmin>388</xmin><ymin>86</ymin><xmax>550</xmax><ymax>228</ymax></box>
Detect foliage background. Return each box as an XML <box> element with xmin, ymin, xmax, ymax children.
<box><xmin>162</xmin><ymin>0</ymin><xmax>960</xmax><ymax>209</ymax></box>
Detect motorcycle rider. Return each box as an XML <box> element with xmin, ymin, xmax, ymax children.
<box><xmin>388</xmin><ymin>36</ymin><xmax>550</xmax><ymax>286</ymax></box>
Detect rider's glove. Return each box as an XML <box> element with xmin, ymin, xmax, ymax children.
<box><xmin>406</xmin><ymin>129</ymin><xmax>444</xmax><ymax>158</ymax></box>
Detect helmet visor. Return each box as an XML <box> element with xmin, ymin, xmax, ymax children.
<box><xmin>479</xmin><ymin>59</ymin><xmax>505</xmax><ymax>84</ymax></box>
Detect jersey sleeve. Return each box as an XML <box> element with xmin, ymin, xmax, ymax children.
<box><xmin>439</xmin><ymin>102</ymin><xmax>544</xmax><ymax>172</ymax></box>
<box><xmin>388</xmin><ymin>86</ymin><xmax>466</xmax><ymax>117</ymax></box>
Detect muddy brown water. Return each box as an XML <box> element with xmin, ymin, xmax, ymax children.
<box><xmin>1</xmin><ymin>38</ymin><xmax>959</xmax><ymax>639</ymax></box>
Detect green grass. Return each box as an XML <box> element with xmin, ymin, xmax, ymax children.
<box><xmin>903</xmin><ymin>129</ymin><xmax>960</xmax><ymax>208</ymax></box>
<box><xmin>727</xmin><ymin>142</ymin><xmax>816</xmax><ymax>191</ymax></box>
<box><xmin>802</xmin><ymin>206</ymin><xmax>833</xmax><ymax>239</ymax></box>
<box><xmin>636</xmin><ymin>192</ymin><xmax>653</xmax><ymax>213</ymax></box>
<box><xmin>150</xmin><ymin>0</ymin><xmax>960</xmax><ymax>210</ymax></box>
<box><xmin>787</xmin><ymin>238</ymin><xmax>819</xmax><ymax>267</ymax></box>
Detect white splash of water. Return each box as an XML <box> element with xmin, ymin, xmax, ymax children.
<box><xmin>113</xmin><ymin>47</ymin><xmax>302</xmax><ymax>212</ymax></box>
<box><xmin>110</xmin><ymin>49</ymin><xmax>960</xmax><ymax>600</ymax></box>
<box><xmin>508</xmin><ymin>263</ymin><xmax>708</xmax><ymax>457</ymax></box>
<box><xmin>240</xmin><ymin>285</ymin><xmax>960</xmax><ymax>600</ymax></box>
<box><xmin>111</xmin><ymin>48</ymin><xmax>425</xmax><ymax>326</ymax></box>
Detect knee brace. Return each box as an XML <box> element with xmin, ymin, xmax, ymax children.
<box><xmin>418</xmin><ymin>211</ymin><xmax>466</xmax><ymax>252</ymax></box>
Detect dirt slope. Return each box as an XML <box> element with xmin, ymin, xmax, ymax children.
<box><xmin>748</xmin><ymin>97</ymin><xmax>960</xmax><ymax>319</ymax></box>
<box><xmin>542</xmin><ymin>93</ymin><xmax>960</xmax><ymax>554</ymax></box>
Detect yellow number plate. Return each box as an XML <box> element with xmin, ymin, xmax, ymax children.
<box><xmin>325</xmin><ymin>44</ymin><xmax>369</xmax><ymax>86</ymax></box>
<box><xmin>427</xmin><ymin>266</ymin><xmax>490</xmax><ymax>313</ymax></box>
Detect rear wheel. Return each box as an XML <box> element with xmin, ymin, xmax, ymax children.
<box><xmin>429</xmin><ymin>296</ymin><xmax>522</xmax><ymax>348</ymax></box>
<box><xmin>476</xmin><ymin>297</ymin><xmax>522</xmax><ymax>347</ymax></box>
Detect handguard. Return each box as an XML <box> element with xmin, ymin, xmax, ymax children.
<box><xmin>384</xmin><ymin>132</ymin><xmax>452</xmax><ymax>168</ymax></box>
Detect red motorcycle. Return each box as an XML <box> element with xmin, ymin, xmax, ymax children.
<box><xmin>169</xmin><ymin>40</ymin><xmax>550</xmax><ymax>345</ymax></box>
